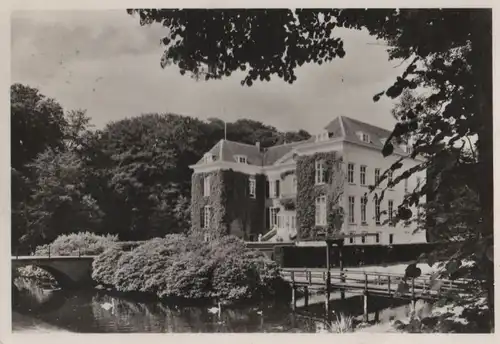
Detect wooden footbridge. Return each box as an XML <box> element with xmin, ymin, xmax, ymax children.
<box><xmin>281</xmin><ymin>267</ymin><xmax>474</xmax><ymax>322</ymax></box>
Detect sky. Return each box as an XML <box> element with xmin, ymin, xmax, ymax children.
<box><xmin>11</xmin><ymin>10</ymin><xmax>407</xmax><ymax>134</ymax></box>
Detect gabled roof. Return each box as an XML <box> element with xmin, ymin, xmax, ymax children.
<box><xmin>325</xmin><ymin>116</ymin><xmax>406</xmax><ymax>155</ymax></box>
<box><xmin>196</xmin><ymin>139</ymin><xmax>263</xmax><ymax>165</ymax></box>
<box><xmin>196</xmin><ymin>116</ymin><xmax>410</xmax><ymax>168</ymax></box>
<box><xmin>221</xmin><ymin>140</ymin><xmax>263</xmax><ymax>165</ymax></box>
<box><xmin>263</xmin><ymin>139</ymin><xmax>313</xmax><ymax>165</ymax></box>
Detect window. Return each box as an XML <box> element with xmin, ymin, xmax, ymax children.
<box><xmin>361</xmin><ymin>235</ymin><xmax>366</xmax><ymax>244</ymax></box>
<box><xmin>375</xmin><ymin>196</ymin><xmax>381</xmax><ymax>225</ymax></box>
<box><xmin>270</xmin><ymin>208</ymin><xmax>278</xmax><ymax>228</ymax></box>
<box><xmin>358</xmin><ymin>132</ymin><xmax>370</xmax><ymax>143</ymax></box>
<box><xmin>203</xmin><ymin>176</ymin><xmax>211</xmax><ymax>197</ymax></box>
<box><xmin>316</xmin><ymin>131</ymin><xmax>329</xmax><ymax>142</ymax></box>
<box><xmin>292</xmin><ymin>176</ymin><xmax>297</xmax><ymax>193</ymax></box>
<box><xmin>202</xmin><ymin>206</ymin><xmax>211</xmax><ymax>229</ymax></box>
<box><xmin>375</xmin><ymin>233</ymin><xmax>380</xmax><ymax>243</ymax></box>
<box><xmin>417</xmin><ymin>177</ymin><xmax>422</xmax><ymax>189</ymax></box>
<box><xmin>348</xmin><ymin>196</ymin><xmax>355</xmax><ymax>224</ymax></box>
<box><xmin>315</xmin><ymin>160</ymin><xmax>325</xmax><ymax>184</ymax></box>
<box><xmin>235</xmin><ymin>155</ymin><xmax>247</xmax><ymax>164</ymax></box>
<box><xmin>291</xmin><ymin>216</ymin><xmax>296</xmax><ymax>229</ymax></box>
<box><xmin>361</xmin><ymin>196</ymin><xmax>367</xmax><ymax>224</ymax></box>
<box><xmin>388</xmin><ymin>200</ymin><xmax>394</xmax><ymax>224</ymax></box>
<box><xmin>405</xmin><ymin>144</ymin><xmax>413</xmax><ymax>154</ymax></box>
<box><xmin>274</xmin><ymin>180</ymin><xmax>280</xmax><ymax>198</ymax></box>
<box><xmin>375</xmin><ymin>168</ymin><xmax>381</xmax><ymax>185</ymax></box>
<box><xmin>249</xmin><ymin>177</ymin><xmax>256</xmax><ymax>198</ymax></box>
<box><xmin>389</xmin><ymin>234</ymin><xmax>394</xmax><ymax>244</ymax></box>
<box><xmin>315</xmin><ymin>196</ymin><xmax>327</xmax><ymax>226</ymax></box>
<box><xmin>347</xmin><ymin>163</ymin><xmax>355</xmax><ymax>184</ymax></box>
<box><xmin>349</xmin><ymin>233</ymin><xmax>354</xmax><ymax>244</ymax></box>
<box><xmin>404</xmin><ymin>178</ymin><xmax>408</xmax><ymax>194</ymax></box>
<box><xmin>360</xmin><ymin>165</ymin><xmax>367</xmax><ymax>186</ymax></box>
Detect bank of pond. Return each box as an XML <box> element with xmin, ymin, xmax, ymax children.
<box><xmin>15</xmin><ymin>233</ymin><xmax>292</xmax><ymax>307</ymax></box>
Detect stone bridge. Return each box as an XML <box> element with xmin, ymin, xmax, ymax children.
<box><xmin>12</xmin><ymin>256</ymin><xmax>96</xmax><ymax>289</ymax></box>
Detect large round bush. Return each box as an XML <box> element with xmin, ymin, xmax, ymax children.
<box><xmin>92</xmin><ymin>234</ymin><xmax>289</xmax><ymax>304</ymax></box>
<box><xmin>35</xmin><ymin>232</ymin><xmax>118</xmax><ymax>256</ymax></box>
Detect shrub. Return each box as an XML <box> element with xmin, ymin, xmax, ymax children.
<box><xmin>91</xmin><ymin>246</ymin><xmax>124</xmax><ymax>286</ymax></box>
<box><xmin>92</xmin><ymin>234</ymin><xmax>289</xmax><ymax>304</ymax></box>
<box><xmin>35</xmin><ymin>232</ymin><xmax>118</xmax><ymax>256</ymax></box>
<box><xmin>16</xmin><ymin>265</ymin><xmax>57</xmax><ymax>286</ymax></box>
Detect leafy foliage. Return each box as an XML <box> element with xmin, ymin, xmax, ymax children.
<box><xmin>92</xmin><ymin>235</ymin><xmax>289</xmax><ymax>304</ymax></box>
<box><xmin>191</xmin><ymin>170</ymin><xmax>266</xmax><ymax>240</ymax></box>
<box><xmin>34</xmin><ymin>232</ymin><xmax>118</xmax><ymax>256</ymax></box>
<box><xmin>11</xmin><ymin>84</ymin><xmax>310</xmax><ymax>249</ymax></box>
<box><xmin>129</xmin><ymin>8</ymin><xmax>493</xmax><ymax>329</ymax></box>
<box><xmin>296</xmin><ymin>152</ymin><xmax>343</xmax><ymax>240</ymax></box>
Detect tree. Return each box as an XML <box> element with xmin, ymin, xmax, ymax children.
<box><xmin>11</xmin><ymin>84</ymin><xmax>69</xmax><ymax>252</ymax></box>
<box><xmin>11</xmin><ymin>84</ymin><xmax>68</xmax><ymax>172</ymax></box>
<box><xmin>128</xmin><ymin>8</ymin><xmax>493</xmax><ymax>330</ymax></box>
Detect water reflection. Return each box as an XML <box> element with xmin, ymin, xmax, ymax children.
<box><xmin>13</xmin><ymin>279</ymin><xmax>408</xmax><ymax>333</ymax></box>
<box><xmin>13</xmin><ymin>279</ymin><xmax>324</xmax><ymax>333</ymax></box>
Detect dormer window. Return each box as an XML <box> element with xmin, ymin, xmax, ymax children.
<box><xmin>235</xmin><ymin>155</ymin><xmax>247</xmax><ymax>164</ymax></box>
<box><xmin>315</xmin><ymin>131</ymin><xmax>329</xmax><ymax>142</ymax></box>
<box><xmin>357</xmin><ymin>131</ymin><xmax>370</xmax><ymax>143</ymax></box>
<box><xmin>404</xmin><ymin>144</ymin><xmax>413</xmax><ymax>154</ymax></box>
<box><xmin>203</xmin><ymin>153</ymin><xmax>214</xmax><ymax>163</ymax></box>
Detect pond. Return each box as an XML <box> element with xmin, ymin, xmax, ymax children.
<box><xmin>12</xmin><ymin>278</ymin><xmax>410</xmax><ymax>333</ymax></box>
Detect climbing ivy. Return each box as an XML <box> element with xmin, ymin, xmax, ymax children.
<box><xmin>296</xmin><ymin>152</ymin><xmax>344</xmax><ymax>241</ymax></box>
<box><xmin>191</xmin><ymin>170</ymin><xmax>266</xmax><ymax>240</ymax></box>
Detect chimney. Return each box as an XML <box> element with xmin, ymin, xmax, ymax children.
<box><xmin>255</xmin><ymin>141</ymin><xmax>260</xmax><ymax>151</ymax></box>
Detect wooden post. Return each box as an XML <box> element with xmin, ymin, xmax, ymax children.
<box><xmin>326</xmin><ymin>240</ymin><xmax>331</xmax><ymax>271</ymax></box>
<box><xmin>304</xmin><ymin>286</ymin><xmax>309</xmax><ymax>307</ymax></box>
<box><xmin>363</xmin><ymin>273</ymin><xmax>369</xmax><ymax>322</ymax></box>
<box><xmin>324</xmin><ymin>240</ymin><xmax>332</xmax><ymax>314</ymax></box>
<box><xmin>307</xmin><ymin>270</ymin><xmax>312</xmax><ymax>285</ymax></box>
<box><xmin>291</xmin><ymin>271</ymin><xmax>297</xmax><ymax>311</ymax></box>
<box><xmin>363</xmin><ymin>292</ymin><xmax>369</xmax><ymax>323</ymax></box>
<box><xmin>325</xmin><ymin>270</ymin><xmax>331</xmax><ymax>314</ymax></box>
<box><xmin>374</xmin><ymin>309</ymin><xmax>380</xmax><ymax>323</ymax></box>
<box><xmin>48</xmin><ymin>245</ymin><xmax>51</xmax><ymax>258</ymax></box>
<box><xmin>387</xmin><ymin>275</ymin><xmax>391</xmax><ymax>297</ymax></box>
<box><xmin>338</xmin><ymin>241</ymin><xmax>345</xmax><ymax>300</ymax></box>
<box><xmin>411</xmin><ymin>278</ymin><xmax>416</xmax><ymax>310</ymax></box>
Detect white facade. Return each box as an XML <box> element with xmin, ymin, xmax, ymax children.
<box><xmin>190</xmin><ymin>116</ymin><xmax>428</xmax><ymax>245</ymax></box>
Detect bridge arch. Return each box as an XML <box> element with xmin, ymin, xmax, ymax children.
<box><xmin>12</xmin><ymin>256</ymin><xmax>95</xmax><ymax>289</ymax></box>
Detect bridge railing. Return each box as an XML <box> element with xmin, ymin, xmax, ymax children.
<box><xmin>280</xmin><ymin>268</ymin><xmax>474</xmax><ymax>299</ymax></box>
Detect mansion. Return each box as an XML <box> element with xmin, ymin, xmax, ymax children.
<box><xmin>189</xmin><ymin>116</ymin><xmax>427</xmax><ymax>246</ymax></box>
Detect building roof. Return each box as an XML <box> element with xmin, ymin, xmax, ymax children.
<box><xmin>195</xmin><ymin>116</ymin><xmax>406</xmax><ymax>168</ymax></box>
<box><xmin>324</xmin><ymin>116</ymin><xmax>406</xmax><ymax>155</ymax></box>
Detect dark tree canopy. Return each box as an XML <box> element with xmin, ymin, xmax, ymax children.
<box><xmin>11</xmin><ymin>84</ymin><xmax>311</xmax><ymax>247</ymax></box>
<box><xmin>11</xmin><ymin>84</ymin><xmax>68</xmax><ymax>171</ymax></box>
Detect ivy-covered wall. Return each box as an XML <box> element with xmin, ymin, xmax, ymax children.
<box><xmin>191</xmin><ymin>170</ymin><xmax>266</xmax><ymax>240</ymax></box>
<box><xmin>296</xmin><ymin>152</ymin><xmax>344</xmax><ymax>241</ymax></box>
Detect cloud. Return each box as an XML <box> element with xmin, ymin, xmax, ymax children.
<box><xmin>11</xmin><ymin>10</ymin><xmax>404</xmax><ymax>134</ymax></box>
<box><xmin>11</xmin><ymin>10</ymin><xmax>165</xmax><ymax>83</ymax></box>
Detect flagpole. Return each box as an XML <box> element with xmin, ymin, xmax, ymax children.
<box><xmin>223</xmin><ymin>107</ymin><xmax>227</xmax><ymax>140</ymax></box>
